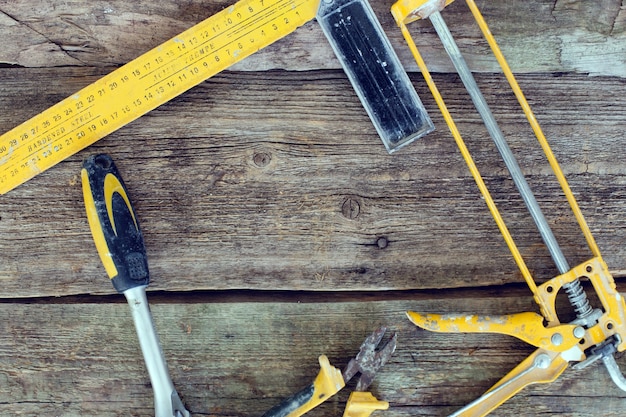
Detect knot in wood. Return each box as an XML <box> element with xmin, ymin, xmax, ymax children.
<box><xmin>252</xmin><ymin>152</ymin><xmax>272</xmax><ymax>167</ymax></box>
<box><xmin>342</xmin><ymin>197</ymin><xmax>361</xmax><ymax>220</ymax></box>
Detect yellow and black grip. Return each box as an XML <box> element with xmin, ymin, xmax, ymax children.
<box><xmin>261</xmin><ymin>355</ymin><xmax>345</xmax><ymax>417</ymax></box>
<box><xmin>81</xmin><ymin>154</ymin><xmax>150</xmax><ymax>293</ymax></box>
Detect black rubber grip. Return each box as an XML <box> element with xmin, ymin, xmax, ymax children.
<box><xmin>261</xmin><ymin>383</ymin><xmax>315</xmax><ymax>417</ymax></box>
<box><xmin>81</xmin><ymin>154</ymin><xmax>150</xmax><ymax>293</ymax></box>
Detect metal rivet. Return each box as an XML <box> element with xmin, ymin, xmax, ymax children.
<box><xmin>535</xmin><ymin>353</ymin><xmax>551</xmax><ymax>369</ymax></box>
<box><xmin>551</xmin><ymin>333</ymin><xmax>563</xmax><ymax>346</ymax></box>
<box><xmin>573</xmin><ymin>326</ymin><xmax>585</xmax><ymax>339</ymax></box>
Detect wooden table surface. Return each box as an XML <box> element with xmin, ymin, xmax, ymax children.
<box><xmin>1</xmin><ymin>0</ymin><xmax>625</xmax><ymax>415</ymax></box>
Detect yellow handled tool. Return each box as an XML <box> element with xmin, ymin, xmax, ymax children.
<box><xmin>0</xmin><ymin>0</ymin><xmax>433</xmax><ymax>195</ymax></box>
<box><xmin>343</xmin><ymin>392</ymin><xmax>389</xmax><ymax>417</ymax></box>
<box><xmin>82</xmin><ymin>154</ymin><xmax>191</xmax><ymax>417</ymax></box>
<box><xmin>391</xmin><ymin>0</ymin><xmax>626</xmax><ymax>415</ymax></box>
<box><xmin>262</xmin><ymin>327</ymin><xmax>396</xmax><ymax>417</ymax></box>
<box><xmin>262</xmin><ymin>355</ymin><xmax>346</xmax><ymax>417</ymax></box>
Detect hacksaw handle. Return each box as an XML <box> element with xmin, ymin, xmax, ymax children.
<box><xmin>81</xmin><ymin>154</ymin><xmax>150</xmax><ymax>293</ymax></box>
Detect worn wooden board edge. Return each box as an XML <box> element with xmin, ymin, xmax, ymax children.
<box><xmin>1</xmin><ymin>68</ymin><xmax>625</xmax><ymax>297</ymax></box>
<box><xmin>1</xmin><ymin>296</ymin><xmax>626</xmax><ymax>416</ymax></box>
<box><xmin>0</xmin><ymin>0</ymin><xmax>624</xmax><ymax>77</ymax></box>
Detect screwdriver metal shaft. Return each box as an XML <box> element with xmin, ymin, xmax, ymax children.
<box><xmin>124</xmin><ymin>286</ymin><xmax>190</xmax><ymax>417</ymax></box>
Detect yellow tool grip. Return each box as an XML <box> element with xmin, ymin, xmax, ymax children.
<box><xmin>81</xmin><ymin>154</ymin><xmax>149</xmax><ymax>293</ymax></box>
<box><xmin>343</xmin><ymin>391</ymin><xmax>389</xmax><ymax>417</ymax></box>
<box><xmin>292</xmin><ymin>354</ymin><xmax>345</xmax><ymax>416</ymax></box>
<box><xmin>450</xmin><ymin>349</ymin><xmax>569</xmax><ymax>417</ymax></box>
<box><xmin>391</xmin><ymin>0</ymin><xmax>455</xmax><ymax>24</ymax></box>
<box><xmin>262</xmin><ymin>355</ymin><xmax>345</xmax><ymax>417</ymax></box>
<box><xmin>407</xmin><ymin>311</ymin><xmax>584</xmax><ymax>353</ymax></box>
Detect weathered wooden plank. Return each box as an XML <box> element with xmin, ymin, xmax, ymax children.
<box><xmin>0</xmin><ymin>0</ymin><xmax>624</xmax><ymax>76</ymax></box>
<box><xmin>1</xmin><ymin>68</ymin><xmax>625</xmax><ymax>297</ymax></box>
<box><xmin>1</xmin><ymin>3</ymin><xmax>624</xmax><ymax>417</ymax></box>
<box><xmin>0</xmin><ymin>296</ymin><xmax>624</xmax><ymax>416</ymax></box>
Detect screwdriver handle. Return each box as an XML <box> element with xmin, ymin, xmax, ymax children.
<box><xmin>81</xmin><ymin>154</ymin><xmax>150</xmax><ymax>293</ymax></box>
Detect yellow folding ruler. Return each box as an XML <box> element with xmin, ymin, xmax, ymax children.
<box><xmin>0</xmin><ymin>0</ymin><xmax>433</xmax><ymax>195</ymax></box>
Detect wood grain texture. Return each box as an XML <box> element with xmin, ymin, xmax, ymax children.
<box><xmin>1</xmin><ymin>69</ymin><xmax>625</xmax><ymax>297</ymax></box>
<box><xmin>0</xmin><ymin>0</ymin><xmax>624</xmax><ymax>76</ymax></box>
<box><xmin>1</xmin><ymin>296</ymin><xmax>626</xmax><ymax>416</ymax></box>
<box><xmin>1</xmin><ymin>0</ymin><xmax>625</xmax><ymax>415</ymax></box>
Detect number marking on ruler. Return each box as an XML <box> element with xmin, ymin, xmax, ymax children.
<box><xmin>0</xmin><ymin>0</ymin><xmax>320</xmax><ymax>195</ymax></box>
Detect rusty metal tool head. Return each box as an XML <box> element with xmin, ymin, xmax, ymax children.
<box><xmin>262</xmin><ymin>327</ymin><xmax>396</xmax><ymax>417</ymax></box>
<box><xmin>342</xmin><ymin>326</ymin><xmax>397</xmax><ymax>392</ymax></box>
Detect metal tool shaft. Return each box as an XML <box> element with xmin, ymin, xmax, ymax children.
<box><xmin>429</xmin><ymin>11</ymin><xmax>570</xmax><ymax>275</ymax></box>
<box><xmin>124</xmin><ymin>286</ymin><xmax>190</xmax><ymax>417</ymax></box>
<box><xmin>429</xmin><ymin>10</ymin><xmax>595</xmax><ymax>325</ymax></box>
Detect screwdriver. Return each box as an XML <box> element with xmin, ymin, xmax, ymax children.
<box><xmin>81</xmin><ymin>154</ymin><xmax>191</xmax><ymax>417</ymax></box>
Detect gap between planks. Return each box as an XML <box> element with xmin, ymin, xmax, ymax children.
<box><xmin>2</xmin><ymin>278</ymin><xmax>625</xmax><ymax>305</ymax></box>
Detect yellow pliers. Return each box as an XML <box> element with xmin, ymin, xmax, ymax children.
<box><xmin>262</xmin><ymin>327</ymin><xmax>397</xmax><ymax>417</ymax></box>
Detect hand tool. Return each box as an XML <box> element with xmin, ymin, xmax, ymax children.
<box><xmin>391</xmin><ymin>0</ymin><xmax>626</xmax><ymax>415</ymax></box>
<box><xmin>341</xmin><ymin>327</ymin><xmax>396</xmax><ymax>417</ymax></box>
<box><xmin>0</xmin><ymin>0</ymin><xmax>433</xmax><ymax>195</ymax></box>
<box><xmin>262</xmin><ymin>326</ymin><xmax>396</xmax><ymax>417</ymax></box>
<box><xmin>81</xmin><ymin>153</ymin><xmax>191</xmax><ymax>417</ymax></box>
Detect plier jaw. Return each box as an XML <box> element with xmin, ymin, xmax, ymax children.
<box><xmin>262</xmin><ymin>327</ymin><xmax>397</xmax><ymax>417</ymax></box>
<box><xmin>343</xmin><ymin>326</ymin><xmax>398</xmax><ymax>392</ymax></box>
